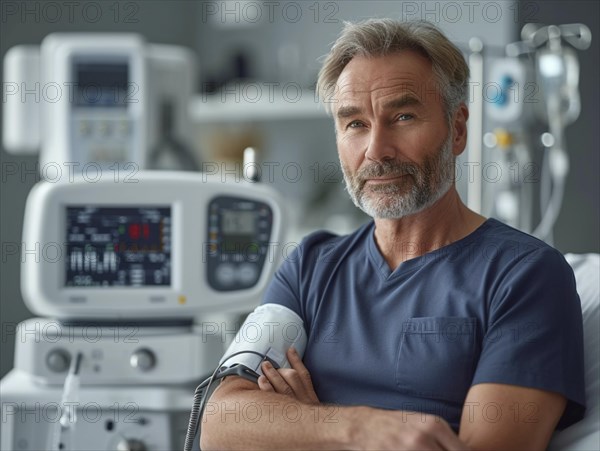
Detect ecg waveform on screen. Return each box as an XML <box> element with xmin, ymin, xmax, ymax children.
<box><xmin>65</xmin><ymin>207</ymin><xmax>171</xmax><ymax>287</ymax></box>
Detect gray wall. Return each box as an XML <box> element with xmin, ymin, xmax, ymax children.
<box><xmin>1</xmin><ymin>1</ymin><xmax>598</xmax><ymax>380</ymax></box>
<box><xmin>195</xmin><ymin>0</ymin><xmax>517</xmax><ymax>85</ymax></box>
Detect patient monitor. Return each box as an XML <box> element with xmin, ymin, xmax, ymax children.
<box><xmin>3</xmin><ymin>33</ymin><xmax>197</xmax><ymax>171</ymax></box>
<box><xmin>21</xmin><ymin>171</ymin><xmax>283</xmax><ymax>319</ymax></box>
<box><xmin>39</xmin><ymin>34</ymin><xmax>148</xmax><ymax>168</ymax></box>
<box><xmin>0</xmin><ymin>172</ymin><xmax>288</xmax><ymax>451</ymax></box>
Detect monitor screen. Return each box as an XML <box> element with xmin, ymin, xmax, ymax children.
<box><xmin>65</xmin><ymin>206</ymin><xmax>171</xmax><ymax>287</ymax></box>
<box><xmin>221</xmin><ymin>210</ymin><xmax>256</xmax><ymax>235</ymax></box>
<box><xmin>74</xmin><ymin>62</ymin><xmax>129</xmax><ymax>108</ymax></box>
<box><xmin>220</xmin><ymin>209</ymin><xmax>259</xmax><ymax>254</ymax></box>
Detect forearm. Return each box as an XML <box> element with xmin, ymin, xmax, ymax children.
<box><xmin>200</xmin><ymin>385</ymin><xmax>361</xmax><ymax>450</ymax></box>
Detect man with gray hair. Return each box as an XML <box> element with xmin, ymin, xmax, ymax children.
<box><xmin>201</xmin><ymin>19</ymin><xmax>585</xmax><ymax>450</ymax></box>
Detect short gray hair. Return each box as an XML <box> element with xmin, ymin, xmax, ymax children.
<box><xmin>317</xmin><ymin>19</ymin><xmax>469</xmax><ymax>118</ymax></box>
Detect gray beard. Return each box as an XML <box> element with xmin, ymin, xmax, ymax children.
<box><xmin>341</xmin><ymin>134</ymin><xmax>455</xmax><ymax>219</ymax></box>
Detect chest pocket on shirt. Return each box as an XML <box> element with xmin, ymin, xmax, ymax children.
<box><xmin>395</xmin><ymin>317</ymin><xmax>478</xmax><ymax>404</ymax></box>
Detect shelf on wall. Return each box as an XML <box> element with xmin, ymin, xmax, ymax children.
<box><xmin>189</xmin><ymin>87</ymin><xmax>329</xmax><ymax>123</ymax></box>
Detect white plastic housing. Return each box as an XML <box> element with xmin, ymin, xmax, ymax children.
<box><xmin>13</xmin><ymin>318</ymin><xmax>223</xmax><ymax>386</ymax></box>
<box><xmin>2</xmin><ymin>45</ymin><xmax>41</xmax><ymax>154</ymax></box>
<box><xmin>20</xmin><ymin>171</ymin><xmax>286</xmax><ymax>320</ymax></box>
<box><xmin>145</xmin><ymin>44</ymin><xmax>197</xmax><ymax>154</ymax></box>
<box><xmin>39</xmin><ymin>33</ymin><xmax>147</xmax><ymax>169</ymax></box>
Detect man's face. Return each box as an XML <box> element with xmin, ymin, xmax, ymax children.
<box><xmin>333</xmin><ymin>51</ymin><xmax>463</xmax><ymax>219</ymax></box>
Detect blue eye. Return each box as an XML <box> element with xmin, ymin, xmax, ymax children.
<box><xmin>348</xmin><ymin>120</ymin><xmax>364</xmax><ymax>128</ymax></box>
<box><xmin>397</xmin><ymin>114</ymin><xmax>414</xmax><ymax>121</ymax></box>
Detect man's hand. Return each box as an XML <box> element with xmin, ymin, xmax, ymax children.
<box><xmin>350</xmin><ymin>407</ymin><xmax>469</xmax><ymax>451</ymax></box>
<box><xmin>256</xmin><ymin>349</ymin><xmax>469</xmax><ymax>450</ymax></box>
<box><xmin>258</xmin><ymin>347</ymin><xmax>320</xmax><ymax>405</ymax></box>
<box><xmin>208</xmin><ymin>360</ymin><xmax>469</xmax><ymax>451</ymax></box>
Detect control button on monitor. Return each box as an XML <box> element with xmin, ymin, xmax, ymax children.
<box><xmin>116</xmin><ymin>438</ymin><xmax>147</xmax><ymax>451</ymax></box>
<box><xmin>130</xmin><ymin>349</ymin><xmax>156</xmax><ymax>372</ymax></box>
<box><xmin>98</xmin><ymin>121</ymin><xmax>111</xmax><ymax>136</ymax></box>
<box><xmin>79</xmin><ymin>121</ymin><xmax>92</xmax><ymax>135</ymax></box>
<box><xmin>216</xmin><ymin>264</ymin><xmax>235</xmax><ymax>286</ymax></box>
<box><xmin>46</xmin><ymin>348</ymin><xmax>71</xmax><ymax>373</ymax></box>
<box><xmin>238</xmin><ymin>263</ymin><xmax>258</xmax><ymax>285</ymax></box>
<box><xmin>119</xmin><ymin>120</ymin><xmax>131</xmax><ymax>135</ymax></box>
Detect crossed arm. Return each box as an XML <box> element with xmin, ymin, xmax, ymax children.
<box><xmin>200</xmin><ymin>348</ymin><xmax>567</xmax><ymax>450</ymax></box>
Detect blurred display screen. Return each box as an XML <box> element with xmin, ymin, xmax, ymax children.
<box><xmin>65</xmin><ymin>206</ymin><xmax>171</xmax><ymax>287</ymax></box>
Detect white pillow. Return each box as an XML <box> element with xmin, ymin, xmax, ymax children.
<box><xmin>549</xmin><ymin>253</ymin><xmax>600</xmax><ymax>450</ymax></box>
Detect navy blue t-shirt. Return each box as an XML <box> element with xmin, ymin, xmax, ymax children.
<box><xmin>263</xmin><ymin>218</ymin><xmax>585</xmax><ymax>431</ymax></box>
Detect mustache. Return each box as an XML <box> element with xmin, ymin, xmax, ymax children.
<box><xmin>355</xmin><ymin>160</ymin><xmax>418</xmax><ymax>182</ymax></box>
